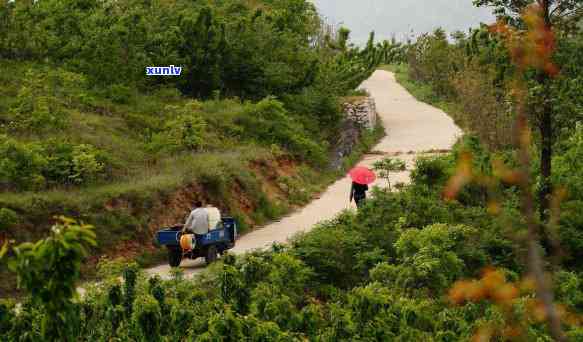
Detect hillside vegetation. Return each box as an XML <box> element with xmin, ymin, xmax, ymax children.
<box><xmin>382</xmin><ymin>15</ymin><xmax>583</xmax><ymax>272</ymax></box>
<box><xmin>0</xmin><ymin>0</ymin><xmax>387</xmax><ymax>294</ymax></box>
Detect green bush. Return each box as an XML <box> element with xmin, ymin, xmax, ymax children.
<box><xmin>410</xmin><ymin>156</ymin><xmax>451</xmax><ymax>188</ymax></box>
<box><xmin>292</xmin><ymin>214</ymin><xmax>370</xmax><ymax>288</ymax></box>
<box><xmin>43</xmin><ymin>140</ymin><xmax>108</xmax><ymax>186</ymax></box>
<box><xmin>5</xmin><ymin>68</ymin><xmax>90</xmax><ymax>133</ymax></box>
<box><xmin>250</xmin><ymin>283</ymin><xmax>300</xmax><ymax>330</ymax></box>
<box><xmin>0</xmin><ymin>299</ymin><xmax>15</xmax><ymax>336</ymax></box>
<box><xmin>43</xmin><ymin>141</ymin><xmax>108</xmax><ymax>184</ymax></box>
<box><xmin>236</xmin><ymin>98</ymin><xmax>328</xmax><ymax>166</ymax></box>
<box><xmin>373</xmin><ymin>157</ymin><xmax>406</xmax><ymax>189</ymax></box>
<box><xmin>0</xmin><ymin>208</ymin><xmax>18</xmax><ymax>234</ymax></box>
<box><xmin>558</xmin><ymin>200</ymin><xmax>583</xmax><ymax>270</ymax></box>
<box><xmin>152</xmin><ymin>87</ymin><xmax>182</xmax><ymax>102</ymax></box>
<box><xmin>0</xmin><ymin>135</ymin><xmax>111</xmax><ymax>191</ymax></box>
<box><xmin>70</xmin><ymin>144</ymin><xmax>106</xmax><ymax>184</ymax></box>
<box><xmin>0</xmin><ymin>135</ymin><xmax>47</xmax><ymax>190</ymax></box>
<box><xmin>554</xmin><ymin>271</ymin><xmax>583</xmax><ymax>312</ymax></box>
<box><xmin>147</xmin><ymin>102</ymin><xmax>207</xmax><ymax>153</ymax></box>
<box><xmin>106</xmin><ymin>84</ymin><xmax>134</xmax><ymax>105</ymax></box>
<box><xmin>281</xmin><ymin>87</ymin><xmax>342</xmax><ymax>139</ymax></box>
<box><xmin>131</xmin><ymin>294</ymin><xmax>162</xmax><ymax>339</ymax></box>
<box><xmin>391</xmin><ymin>224</ymin><xmax>485</xmax><ymax>292</ymax></box>
<box><xmin>407</xmin><ymin>29</ymin><xmax>459</xmax><ymax>99</ymax></box>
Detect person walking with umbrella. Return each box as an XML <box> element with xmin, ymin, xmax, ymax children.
<box><xmin>349</xmin><ymin>166</ymin><xmax>376</xmax><ymax>208</ymax></box>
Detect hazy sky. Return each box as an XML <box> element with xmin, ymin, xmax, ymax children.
<box><xmin>311</xmin><ymin>0</ymin><xmax>495</xmax><ymax>43</ymax></box>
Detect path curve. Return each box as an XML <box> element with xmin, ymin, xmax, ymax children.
<box><xmin>145</xmin><ymin>70</ymin><xmax>462</xmax><ymax>279</ymax></box>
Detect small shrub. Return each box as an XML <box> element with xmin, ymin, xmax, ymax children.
<box><xmin>96</xmin><ymin>256</ymin><xmax>130</xmax><ymax>280</ymax></box>
<box><xmin>292</xmin><ymin>214</ymin><xmax>368</xmax><ymax>288</ymax></box>
<box><xmin>278</xmin><ymin>175</ymin><xmax>310</xmax><ymax>205</ymax></box>
<box><xmin>0</xmin><ymin>208</ymin><xmax>18</xmax><ymax>234</ymax></box>
<box><xmin>553</xmin><ymin>124</ymin><xmax>583</xmax><ymax>199</ymax></box>
<box><xmin>0</xmin><ymin>135</ymin><xmax>47</xmax><ymax>190</ymax></box>
<box><xmin>106</xmin><ymin>84</ymin><xmax>133</xmax><ymax>104</ymax></box>
<box><xmin>281</xmin><ymin>87</ymin><xmax>342</xmax><ymax>139</ymax></box>
<box><xmin>451</xmin><ymin>61</ymin><xmax>514</xmax><ymax>149</ymax></box>
<box><xmin>410</xmin><ymin>156</ymin><xmax>451</xmax><ymax>187</ymax></box>
<box><xmin>131</xmin><ymin>294</ymin><xmax>162</xmax><ymax>339</ymax></box>
<box><xmin>70</xmin><ymin>144</ymin><xmax>106</xmax><ymax>184</ymax></box>
<box><xmin>153</xmin><ymin>87</ymin><xmax>182</xmax><ymax>101</ymax></box>
<box><xmin>250</xmin><ymin>283</ymin><xmax>300</xmax><ymax>330</ymax></box>
<box><xmin>373</xmin><ymin>157</ymin><xmax>406</xmax><ymax>190</ymax></box>
<box><xmin>148</xmin><ymin>102</ymin><xmax>207</xmax><ymax>153</ymax></box>
<box><xmin>390</xmin><ymin>224</ymin><xmax>486</xmax><ymax>292</ymax></box>
<box><xmin>0</xmin><ymin>299</ymin><xmax>15</xmax><ymax>336</ymax></box>
<box><xmin>43</xmin><ymin>141</ymin><xmax>108</xmax><ymax>186</ymax></box>
<box><xmin>8</xmin><ymin>69</ymin><xmax>69</xmax><ymax>132</ymax></box>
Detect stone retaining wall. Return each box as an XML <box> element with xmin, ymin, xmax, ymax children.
<box><xmin>329</xmin><ymin>96</ymin><xmax>378</xmax><ymax>170</ymax></box>
<box><xmin>343</xmin><ymin>97</ymin><xmax>377</xmax><ymax>130</ymax></box>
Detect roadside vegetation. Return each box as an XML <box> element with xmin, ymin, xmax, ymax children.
<box><xmin>2</xmin><ymin>135</ymin><xmax>583</xmax><ymax>341</ymax></box>
<box><xmin>380</xmin><ymin>1</ymin><xmax>583</xmax><ymax>339</ymax></box>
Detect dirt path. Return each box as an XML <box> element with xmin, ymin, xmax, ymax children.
<box><xmin>145</xmin><ymin>70</ymin><xmax>462</xmax><ymax>279</ymax></box>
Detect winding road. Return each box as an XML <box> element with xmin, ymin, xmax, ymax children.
<box><xmin>145</xmin><ymin>70</ymin><xmax>462</xmax><ymax>279</ymax></box>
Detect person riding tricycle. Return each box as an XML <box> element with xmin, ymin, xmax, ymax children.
<box><xmin>156</xmin><ymin>201</ymin><xmax>237</xmax><ymax>267</ymax></box>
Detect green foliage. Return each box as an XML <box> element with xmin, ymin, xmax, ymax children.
<box><xmin>391</xmin><ymin>21</ymin><xmax>583</xmax><ymax>333</ymax></box>
<box><xmin>0</xmin><ymin>0</ymin><xmax>340</xmax><ymax>101</ymax></box>
<box><xmin>0</xmin><ymin>135</ymin><xmax>47</xmax><ymax>190</ymax></box>
<box><xmin>0</xmin><ymin>0</ymin><xmax>384</xmax><ymax>272</ymax></box>
<box><xmin>3</xmin><ymin>217</ymin><xmax>96</xmax><ymax>340</ymax></box>
<box><xmin>281</xmin><ymin>86</ymin><xmax>342</xmax><ymax>141</ymax></box>
<box><xmin>0</xmin><ymin>299</ymin><xmax>15</xmax><ymax>336</ymax></box>
<box><xmin>106</xmin><ymin>84</ymin><xmax>134</xmax><ymax>105</ymax></box>
<box><xmin>0</xmin><ymin>208</ymin><xmax>17</xmax><ymax>235</ymax></box>
<box><xmin>373</xmin><ymin>157</ymin><xmax>406</xmax><ymax>190</ymax></box>
<box><xmin>410</xmin><ymin>156</ymin><xmax>451</xmax><ymax>187</ymax></box>
<box><xmin>43</xmin><ymin>141</ymin><xmax>108</xmax><ymax>185</ymax></box>
<box><xmin>6</xmin><ymin>68</ymin><xmax>74</xmax><ymax>132</ymax></box>
<box><xmin>148</xmin><ymin>102</ymin><xmax>208</xmax><ymax>153</ymax></box>
<box><xmin>0</xmin><ymin>135</ymin><xmax>109</xmax><ymax>190</ymax></box>
<box><xmin>391</xmin><ymin>224</ymin><xmax>486</xmax><ymax>293</ymax></box>
<box><xmin>554</xmin><ymin>124</ymin><xmax>583</xmax><ymax>197</ymax></box>
<box><xmin>69</xmin><ymin>144</ymin><xmax>106</xmax><ymax>184</ymax></box>
<box><xmin>14</xmin><ymin>1</ymin><xmax>583</xmax><ymax>340</ymax></box>
<box><xmin>400</xmin><ymin>22</ymin><xmax>583</xmax><ymax>151</ymax></box>
<box><xmin>2</xmin><ymin>151</ymin><xmax>581</xmax><ymax>340</ymax></box>
<box><xmin>123</xmin><ymin>263</ymin><xmax>139</xmax><ymax>318</ymax></box>
<box><xmin>554</xmin><ymin>271</ymin><xmax>583</xmax><ymax>312</ymax></box>
<box><xmin>131</xmin><ymin>294</ymin><xmax>162</xmax><ymax>340</ymax></box>
<box><xmin>292</xmin><ymin>214</ymin><xmax>371</xmax><ymax>288</ymax></box>
<box><xmin>237</xmin><ymin>97</ymin><xmax>328</xmax><ymax>166</ymax></box>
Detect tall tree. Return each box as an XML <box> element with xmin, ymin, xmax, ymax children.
<box><xmin>474</xmin><ymin>0</ymin><xmax>583</xmax><ymax>220</ymax></box>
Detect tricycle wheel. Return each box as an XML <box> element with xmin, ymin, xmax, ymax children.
<box><xmin>168</xmin><ymin>247</ymin><xmax>182</xmax><ymax>267</ymax></box>
<box><xmin>205</xmin><ymin>245</ymin><xmax>218</xmax><ymax>265</ymax></box>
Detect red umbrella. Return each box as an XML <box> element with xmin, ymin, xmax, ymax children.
<box><xmin>349</xmin><ymin>166</ymin><xmax>376</xmax><ymax>185</ymax></box>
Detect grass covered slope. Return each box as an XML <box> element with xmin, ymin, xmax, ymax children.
<box><xmin>0</xmin><ymin>0</ymin><xmax>391</xmax><ymax>261</ymax></box>
<box><xmin>0</xmin><ymin>0</ymin><xmax>389</xmax><ymax>295</ymax></box>
<box><xmin>0</xmin><ymin>59</ymin><xmax>383</xmax><ymax>294</ymax></box>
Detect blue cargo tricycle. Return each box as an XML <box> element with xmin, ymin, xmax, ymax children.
<box><xmin>156</xmin><ymin>217</ymin><xmax>237</xmax><ymax>267</ymax></box>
